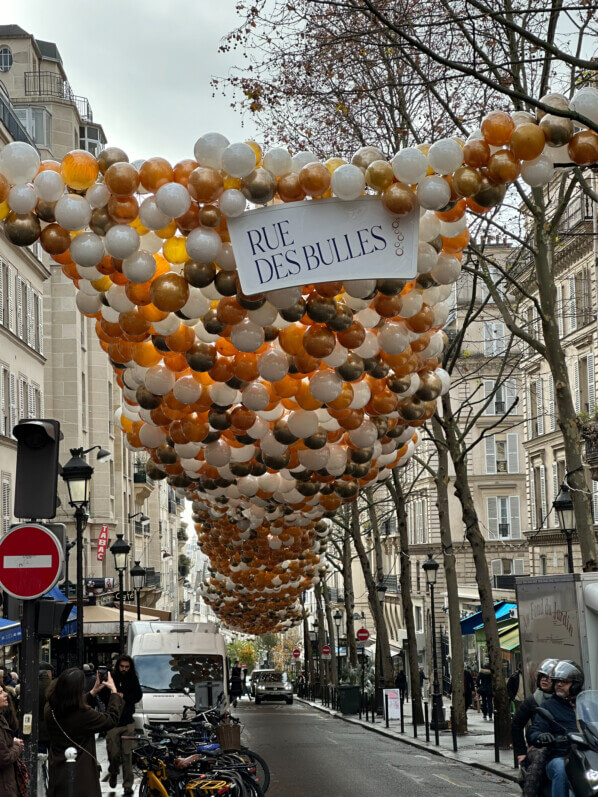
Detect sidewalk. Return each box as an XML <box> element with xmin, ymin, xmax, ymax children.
<box><xmin>297</xmin><ymin>694</ymin><xmax>520</xmax><ymax>784</ymax></box>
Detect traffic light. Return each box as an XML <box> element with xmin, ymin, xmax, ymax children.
<box><xmin>13</xmin><ymin>419</ymin><xmax>61</xmax><ymax>520</ymax></box>
<box><xmin>36</xmin><ymin>599</ymin><xmax>72</xmax><ymax>638</ymax></box>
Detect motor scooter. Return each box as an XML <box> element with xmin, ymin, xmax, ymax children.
<box><xmin>530</xmin><ymin>691</ymin><xmax>598</xmax><ymax>797</ymax></box>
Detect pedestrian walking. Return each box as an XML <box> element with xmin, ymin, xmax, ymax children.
<box><xmin>45</xmin><ymin>667</ymin><xmax>123</xmax><ymax>797</ymax></box>
<box><xmin>230</xmin><ymin>661</ymin><xmax>243</xmax><ymax>708</ymax></box>
<box><xmin>463</xmin><ymin>668</ymin><xmax>474</xmax><ymax>711</ymax></box>
<box><xmin>104</xmin><ymin>655</ymin><xmax>142</xmax><ymax>796</ymax></box>
<box><xmin>242</xmin><ymin>668</ymin><xmax>252</xmax><ymax>701</ymax></box>
<box><xmin>418</xmin><ymin>666</ymin><xmax>428</xmax><ymax>698</ymax></box>
<box><xmin>476</xmin><ymin>661</ymin><xmax>493</xmax><ymax>720</ymax></box>
<box><xmin>0</xmin><ymin>685</ymin><xmax>23</xmax><ymax>797</ymax></box>
<box><xmin>395</xmin><ymin>670</ymin><xmax>408</xmax><ymax>701</ymax></box>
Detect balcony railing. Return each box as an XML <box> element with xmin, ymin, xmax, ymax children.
<box><xmin>134</xmin><ymin>463</ymin><xmax>154</xmax><ymax>487</ymax></box>
<box><xmin>24</xmin><ymin>71</ymin><xmax>93</xmax><ymax>121</ymax></box>
<box><xmin>382</xmin><ymin>574</ymin><xmax>399</xmax><ymax>594</ymax></box>
<box><xmin>0</xmin><ymin>86</ymin><xmax>33</xmax><ymax>144</ymax></box>
<box><xmin>168</xmin><ymin>500</ymin><xmax>177</xmax><ymax>515</ymax></box>
<box><xmin>144</xmin><ymin>568</ymin><xmax>161</xmax><ymax>589</ymax></box>
<box><xmin>177</xmin><ymin>529</ymin><xmax>187</xmax><ymax>542</ymax></box>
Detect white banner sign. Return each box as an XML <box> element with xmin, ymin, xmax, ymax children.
<box><xmin>228</xmin><ymin>196</ymin><xmax>419</xmax><ymax>296</ymax></box>
<box><xmin>383</xmin><ymin>688</ymin><xmax>402</xmax><ymax>721</ymax></box>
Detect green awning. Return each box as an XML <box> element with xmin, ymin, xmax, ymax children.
<box><xmin>498</xmin><ymin>623</ymin><xmax>520</xmax><ymax>652</ymax></box>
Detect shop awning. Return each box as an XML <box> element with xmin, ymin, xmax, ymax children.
<box><xmin>498</xmin><ymin>622</ymin><xmax>520</xmax><ymax>652</ymax></box>
<box><xmin>460</xmin><ymin>601</ymin><xmax>516</xmax><ymax>636</ymax></box>
<box><xmin>83</xmin><ymin>604</ymin><xmax>161</xmax><ymax>636</ymax></box>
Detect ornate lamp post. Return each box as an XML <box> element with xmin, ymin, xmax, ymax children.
<box><xmin>375</xmin><ymin>579</ymin><xmax>387</xmax><ymax>712</ymax></box>
<box><xmin>130</xmin><ymin>560</ymin><xmax>146</xmax><ymax>620</ymax></box>
<box><xmin>110</xmin><ymin>534</ymin><xmax>131</xmax><ymax>653</ymax></box>
<box><xmin>333</xmin><ymin>609</ymin><xmax>342</xmax><ymax>684</ymax></box>
<box><xmin>423</xmin><ymin>553</ymin><xmax>442</xmax><ymax>744</ymax></box>
<box><xmin>553</xmin><ymin>482</ymin><xmax>575</xmax><ymax>573</ymax></box>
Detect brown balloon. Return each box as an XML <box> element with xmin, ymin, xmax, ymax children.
<box><xmin>40</xmin><ymin>223</ymin><xmax>71</xmax><ymax>255</ymax></box>
<box><xmin>36</xmin><ymin>200</ymin><xmax>57</xmax><ymax>223</ymax></box>
<box><xmin>4</xmin><ymin>212</ymin><xmax>41</xmax><ymax>246</ymax></box>
<box><xmin>241</xmin><ymin>169</ymin><xmax>277</xmax><ymax>205</ymax></box>
<box><xmin>184</xmin><ymin>261</ymin><xmax>216</xmax><ymax>288</ymax></box>
<box><xmin>539</xmin><ymin>114</ymin><xmax>573</xmax><ymax>147</ymax></box>
<box><xmin>97</xmin><ymin>147</ymin><xmax>129</xmax><ymax>174</ymax></box>
<box><xmin>90</xmin><ymin>207</ymin><xmax>114</xmax><ymax>236</ymax></box>
<box><xmin>150</xmin><ymin>273</ymin><xmax>190</xmax><ymax>312</ymax></box>
<box><xmin>381</xmin><ymin>182</ymin><xmax>416</xmax><ymax>215</ymax></box>
<box><xmin>452</xmin><ymin>166</ymin><xmax>483</xmax><ymax>197</ymax></box>
<box><xmin>188</xmin><ymin>168</ymin><xmax>224</xmax><ymax>204</ymax></box>
<box><xmin>277</xmin><ymin>173</ymin><xmax>306</xmax><ymax>203</ymax></box>
<box><xmin>104</xmin><ymin>162</ymin><xmax>140</xmax><ymax>196</ymax></box>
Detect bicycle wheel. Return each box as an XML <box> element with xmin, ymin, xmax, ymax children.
<box><xmin>244</xmin><ymin>750</ymin><xmax>270</xmax><ymax>794</ymax></box>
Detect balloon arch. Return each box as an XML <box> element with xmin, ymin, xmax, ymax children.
<box><xmin>0</xmin><ymin>90</ymin><xmax>597</xmax><ymax>634</ymax></box>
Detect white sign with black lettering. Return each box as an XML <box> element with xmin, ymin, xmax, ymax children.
<box><xmin>227</xmin><ymin>196</ymin><xmax>419</xmax><ymax>296</ymax></box>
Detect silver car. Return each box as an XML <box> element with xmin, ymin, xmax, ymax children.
<box><xmin>254</xmin><ymin>671</ymin><xmax>293</xmax><ymax>704</ymax></box>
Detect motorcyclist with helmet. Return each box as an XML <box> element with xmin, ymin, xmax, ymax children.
<box><xmin>528</xmin><ymin>660</ymin><xmax>585</xmax><ymax>797</ymax></box>
<box><xmin>512</xmin><ymin>658</ymin><xmax>559</xmax><ymax>795</ymax></box>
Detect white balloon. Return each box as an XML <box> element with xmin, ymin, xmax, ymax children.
<box><xmin>105</xmin><ymin>224</ymin><xmax>140</xmax><ymax>259</ymax></box>
<box><xmin>288</xmin><ymin>410</ymin><xmax>318</xmax><ymax>438</ymax></box>
<box><xmin>0</xmin><ymin>141</ymin><xmax>40</xmax><ymax>184</ymax></box>
<box><xmin>349</xmin><ymin>381</ymin><xmax>371</xmax><ymax>409</ymax></box>
<box><xmin>106</xmin><ymin>284</ymin><xmax>134</xmax><ymax>313</ymax></box>
<box><xmin>75</xmin><ymin>292</ymin><xmax>102</xmax><ymax>315</ymax></box>
<box><xmin>186</xmin><ymin>227</ymin><xmax>222</xmax><ymax>263</ymax></box>
<box><xmin>392</xmin><ymin>147</ymin><xmax>428</xmax><ymax>184</ymax></box>
<box><xmin>155</xmin><ymin>182</ymin><xmax>191</xmax><ymax>218</ymax></box>
<box><xmin>427</xmin><ymin>138</ymin><xmax>463</xmax><ymax>175</ymax></box>
<box><xmin>34</xmin><ymin>170</ymin><xmax>65</xmax><ymax>202</ymax></box>
<box><xmin>353</xmin><ymin>330</ymin><xmax>379</xmax><ymax>359</ymax></box>
<box><xmin>322</xmin><ymin>341</ymin><xmax>349</xmax><ymax>368</ymax></box>
<box><xmin>266</xmin><ymin>286</ymin><xmax>303</xmax><ymax>309</ymax></box>
<box><xmin>570</xmin><ymin>86</ymin><xmax>598</xmax><ymax>126</ymax></box>
<box><xmin>344</xmin><ymin>279</ymin><xmax>377</xmax><ymax>299</ymax></box>
<box><xmin>122</xmin><ymin>251</ymin><xmax>156</xmax><ymax>283</ymax></box>
<box><xmin>298</xmin><ymin>447</ymin><xmax>329</xmax><ymax>470</ymax></box>
<box><xmin>205</xmin><ymin>440</ymin><xmax>231</xmax><ymax>467</ymax></box>
<box><xmin>248</xmin><ymin>302</ymin><xmax>278</xmax><ymax>326</ymax></box>
<box><xmin>194</xmin><ymin>132</ymin><xmax>230</xmax><ymax>170</ymax></box>
<box><xmin>263</xmin><ymin>147</ymin><xmax>292</xmax><ymax>177</ymax></box>
<box><xmin>378</xmin><ymin>321</ymin><xmax>409</xmax><ymax>355</ymax></box>
<box><xmin>86</xmin><ymin>182</ymin><xmax>110</xmax><ymax>209</ymax></box>
<box><xmin>309</xmin><ymin>370</ymin><xmax>343</xmax><ymax>403</ymax></box>
<box><xmin>257</xmin><ymin>348</ymin><xmax>288</xmax><ymax>381</ymax></box>
<box><xmin>417</xmin><ymin>176</ymin><xmax>451</xmax><ymax>210</ymax></box>
<box><xmin>291</xmin><ymin>151</ymin><xmax>318</xmax><ymax>172</ymax></box>
<box><xmin>231</xmin><ymin>319</ymin><xmax>265</xmax><ymax>352</ymax></box>
<box><xmin>8</xmin><ymin>184</ymin><xmax>37</xmax><ymax>214</ymax></box>
<box><xmin>139</xmin><ymin>196</ymin><xmax>171</xmax><ymax>230</ymax></box>
<box><xmin>331</xmin><ymin>164</ymin><xmax>365</xmax><ymax>200</ymax></box>
<box><xmin>432</xmin><ymin>301</ymin><xmax>450</xmax><ymax>326</ymax></box>
<box><xmin>521</xmin><ymin>155</ymin><xmax>554</xmax><ymax>187</ymax></box>
<box><xmin>349</xmin><ymin>420</ymin><xmax>378</xmax><ymax>448</ymax></box>
<box><xmin>209</xmin><ymin>383</ymin><xmax>239</xmax><ymax>406</ymax></box>
<box><xmin>432</xmin><ymin>253</ymin><xmax>461</xmax><ymax>285</ymax></box>
<box><xmin>215</xmin><ymin>242</ymin><xmax>236</xmax><ymax>271</ymax></box>
<box><xmin>145</xmin><ymin>365</ymin><xmax>175</xmax><ymax>395</ymax></box>
<box><xmin>139</xmin><ymin>424</ymin><xmax>167</xmax><ymax>448</ymax></box>
<box><xmin>139</xmin><ymin>231</ymin><xmax>163</xmax><ymax>254</ymax></box>
<box><xmin>173</xmin><ymin>375</ymin><xmax>201</xmax><ymax>404</ymax></box>
<box><xmin>153</xmin><ymin>314</ymin><xmax>181</xmax><ymax>335</ymax></box>
<box><xmin>242</xmin><ymin>382</ymin><xmax>270</xmax><ymax>411</ymax></box>
<box><xmin>419</xmin><ymin>213</ymin><xmax>442</xmax><ymax>243</ymax></box>
<box><xmin>70</xmin><ymin>233</ymin><xmax>104</xmax><ymax>267</ymax></box>
<box><xmin>181</xmin><ymin>288</ymin><xmax>210</xmax><ymax>319</ymax></box>
<box><xmin>54</xmin><ymin>194</ymin><xmax>92</xmax><ymax>231</ymax></box>
<box><xmin>219</xmin><ymin>188</ymin><xmax>246</xmax><ymax>218</ymax></box>
<box><xmin>399</xmin><ymin>289</ymin><xmax>423</xmax><ymax>318</ymax></box>
<box><xmin>440</xmin><ymin>216</ymin><xmax>468</xmax><ymax>237</ymax></box>
<box><xmin>221</xmin><ymin>142</ymin><xmax>257</xmax><ymax>178</ymax></box>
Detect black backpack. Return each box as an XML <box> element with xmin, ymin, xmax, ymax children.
<box><xmin>507</xmin><ymin>671</ymin><xmax>520</xmax><ymax>700</ymax></box>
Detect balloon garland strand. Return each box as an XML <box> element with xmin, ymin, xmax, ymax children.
<box><xmin>0</xmin><ymin>90</ymin><xmax>597</xmax><ymax>632</ymax></box>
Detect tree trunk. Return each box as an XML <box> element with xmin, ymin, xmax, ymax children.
<box><xmin>431</xmin><ymin>415</ymin><xmax>467</xmax><ymax>734</ymax></box>
<box><xmin>343</xmin><ymin>525</ymin><xmax>358</xmax><ymax>668</ymax></box>
<box><xmin>441</xmin><ymin>393</ymin><xmax>511</xmax><ymax>747</ymax></box>
<box><xmin>531</xmin><ymin>197</ymin><xmax>597</xmax><ymax>570</ymax></box>
<box><xmin>349</xmin><ymin>503</ymin><xmax>393</xmax><ymax>687</ymax></box>
<box><xmin>315</xmin><ymin>584</ymin><xmax>326</xmax><ymax>691</ymax></box>
<box><xmin>388</xmin><ymin>470</ymin><xmax>424</xmax><ymax>723</ymax></box>
<box><xmin>365</xmin><ymin>489</ymin><xmax>394</xmax><ymax>686</ymax></box>
<box><xmin>322</xmin><ymin>582</ymin><xmax>339</xmax><ymax>686</ymax></box>
<box><xmin>302</xmin><ymin>599</ymin><xmax>315</xmax><ymax>686</ymax></box>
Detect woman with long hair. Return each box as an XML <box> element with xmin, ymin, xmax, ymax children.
<box><xmin>45</xmin><ymin>667</ymin><xmax>123</xmax><ymax>797</ymax></box>
<box><xmin>0</xmin><ymin>685</ymin><xmax>23</xmax><ymax>796</ymax></box>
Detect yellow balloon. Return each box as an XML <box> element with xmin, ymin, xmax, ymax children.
<box><xmin>155</xmin><ymin>220</ymin><xmax>178</xmax><ymax>239</ymax></box>
<box><xmin>130</xmin><ymin>216</ymin><xmax>150</xmax><ymax>235</ymax></box>
<box><xmin>0</xmin><ymin>201</ymin><xmax>9</xmax><ymax>221</ymax></box>
<box><xmin>163</xmin><ymin>236</ymin><xmax>188</xmax><ymax>264</ymax></box>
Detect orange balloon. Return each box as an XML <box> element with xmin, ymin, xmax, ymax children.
<box><xmin>132</xmin><ymin>341</ymin><xmax>162</xmax><ymax>367</ymax></box>
<box><xmin>165</xmin><ymin>324</ymin><xmax>196</xmax><ymax>352</ymax></box>
<box><xmin>139</xmin><ymin>157</ymin><xmax>174</xmax><ymax>191</ymax></box>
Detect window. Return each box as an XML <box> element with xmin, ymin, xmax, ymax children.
<box><xmin>540</xmin><ymin>555</ymin><xmax>547</xmax><ymax>575</ymax></box>
<box><xmin>528</xmin><ymin>379</ymin><xmax>544</xmax><ymax>438</ymax></box>
<box><xmin>13</xmin><ymin>107</ymin><xmax>52</xmax><ymax>149</ymax></box>
<box><xmin>81</xmin><ymin>373</ymin><xmax>87</xmax><ymax>430</ymax></box>
<box><xmin>1</xmin><ymin>474</ymin><xmax>10</xmax><ymax>536</ymax></box>
<box><xmin>0</xmin><ymin>48</ymin><xmax>12</xmax><ymax>73</ymax></box>
<box><xmin>416</xmin><ymin>562</ymin><xmax>421</xmax><ymax>593</ymax></box>
<box><xmin>574</xmin><ymin>355</ymin><xmax>595</xmax><ymax>414</ymax></box>
<box><xmin>415</xmin><ymin>605</ymin><xmax>423</xmax><ymax>633</ymax></box>
<box><xmin>483</xmin><ymin>321</ymin><xmax>506</xmax><ymax>357</ymax></box>
<box><xmin>532</xmin><ymin>464</ymin><xmax>548</xmax><ymax>527</ymax></box>
<box><xmin>555</xmin><ymin>285</ymin><xmax>564</xmax><ymax>337</ymax></box>
<box><xmin>576</xmin><ymin>269</ymin><xmax>592</xmax><ymax>328</ymax></box>
<box><xmin>0</xmin><ymin>367</ymin><xmax>8</xmax><ymax>436</ymax></box>
<box><xmin>487</xmin><ymin>496</ymin><xmax>521</xmax><ymax>539</ymax></box>
<box><xmin>484</xmin><ymin>434</ymin><xmax>518</xmax><ymax>475</ymax></box>
<box><xmin>483</xmin><ymin>379</ymin><xmax>517</xmax><ymax>416</ymax></box>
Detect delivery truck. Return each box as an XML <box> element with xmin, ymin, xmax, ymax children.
<box><xmin>515</xmin><ymin>573</ymin><xmax>598</xmax><ymax>696</ymax></box>
<box><xmin>128</xmin><ymin>620</ymin><xmax>228</xmax><ymax>729</ymax></box>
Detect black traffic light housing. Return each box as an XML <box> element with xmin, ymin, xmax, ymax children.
<box><xmin>36</xmin><ymin>599</ymin><xmax>72</xmax><ymax>638</ymax></box>
<box><xmin>13</xmin><ymin>419</ymin><xmax>61</xmax><ymax>520</ymax></box>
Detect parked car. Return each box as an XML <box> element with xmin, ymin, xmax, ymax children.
<box><xmin>250</xmin><ymin>668</ymin><xmax>274</xmax><ymax>697</ymax></box>
<box><xmin>254</xmin><ymin>671</ymin><xmax>293</xmax><ymax>705</ymax></box>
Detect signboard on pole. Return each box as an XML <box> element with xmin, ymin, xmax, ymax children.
<box><xmin>228</xmin><ymin>197</ymin><xmax>419</xmax><ymax>296</ymax></box>
<box><xmin>97</xmin><ymin>524</ymin><xmax>108</xmax><ymax>561</ymax></box>
<box><xmin>321</xmin><ymin>644</ymin><xmax>331</xmax><ymax>660</ymax></box>
<box><xmin>292</xmin><ymin>648</ymin><xmax>301</xmax><ymax>659</ymax></box>
<box><xmin>0</xmin><ymin>524</ymin><xmax>63</xmax><ymax>600</ymax></box>
<box><xmin>356</xmin><ymin>628</ymin><xmax>370</xmax><ymax>642</ymax></box>
<box><xmin>383</xmin><ymin>688</ymin><xmax>402</xmax><ymax>721</ymax></box>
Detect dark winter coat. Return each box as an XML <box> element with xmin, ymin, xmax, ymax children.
<box><xmin>464</xmin><ymin>670</ymin><xmax>475</xmax><ymax>708</ymax></box>
<box><xmin>476</xmin><ymin>668</ymin><xmax>493</xmax><ymax>696</ymax></box>
<box><xmin>38</xmin><ymin>672</ymin><xmax>52</xmax><ymax>745</ymax></box>
<box><xmin>45</xmin><ymin>691</ymin><xmax>123</xmax><ymax>797</ymax></box>
<box><xmin>511</xmin><ymin>688</ymin><xmax>550</xmax><ymax>757</ymax></box>
<box><xmin>230</xmin><ymin>667</ymin><xmax>243</xmax><ymax>698</ymax></box>
<box><xmin>0</xmin><ymin>714</ymin><xmax>19</xmax><ymax>797</ymax></box>
<box><xmin>527</xmin><ymin>694</ymin><xmax>578</xmax><ymax>761</ymax></box>
<box><xmin>112</xmin><ymin>670</ymin><xmax>142</xmax><ymax>727</ymax></box>
<box><xmin>395</xmin><ymin>672</ymin><xmax>407</xmax><ymax>690</ymax></box>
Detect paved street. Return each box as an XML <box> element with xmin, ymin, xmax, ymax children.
<box><xmin>236</xmin><ymin>699</ymin><xmax>521</xmax><ymax>797</ymax></box>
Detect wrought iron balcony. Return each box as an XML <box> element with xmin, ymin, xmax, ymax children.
<box><xmin>134</xmin><ymin>462</ymin><xmax>154</xmax><ymax>487</ymax></box>
<box><xmin>0</xmin><ymin>84</ymin><xmax>32</xmax><ymax>144</ymax></box>
<box><xmin>24</xmin><ymin>71</ymin><xmax>93</xmax><ymax>121</ymax></box>
<box><xmin>144</xmin><ymin>567</ymin><xmax>161</xmax><ymax>589</ymax></box>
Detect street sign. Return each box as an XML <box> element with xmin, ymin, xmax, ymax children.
<box><xmin>97</xmin><ymin>524</ymin><xmax>108</xmax><ymax>561</ymax></box>
<box><xmin>292</xmin><ymin>648</ymin><xmax>301</xmax><ymax>659</ymax></box>
<box><xmin>0</xmin><ymin>524</ymin><xmax>63</xmax><ymax>600</ymax></box>
<box><xmin>356</xmin><ymin>628</ymin><xmax>370</xmax><ymax>642</ymax></box>
<box><xmin>322</xmin><ymin>644</ymin><xmax>331</xmax><ymax>655</ymax></box>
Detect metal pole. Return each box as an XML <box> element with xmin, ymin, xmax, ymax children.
<box><xmin>566</xmin><ymin>530</ymin><xmax>574</xmax><ymax>573</ymax></box>
<box><xmin>65</xmin><ymin>747</ymin><xmax>77</xmax><ymax>797</ymax></box>
<box><xmin>412</xmin><ymin>697</ymin><xmax>418</xmax><ymax>738</ymax></box>
<box><xmin>136</xmin><ymin>588</ymin><xmax>141</xmax><ymax>621</ymax></box>
<box><xmin>75</xmin><ymin>505</ymin><xmax>86</xmax><ymax>667</ymax></box>
<box><xmin>430</xmin><ymin>581</ymin><xmax>441</xmax><ymax>746</ymax></box>
<box><xmin>424</xmin><ymin>701</ymin><xmax>430</xmax><ymax>742</ymax></box>
<box><xmin>385</xmin><ymin>693</ymin><xmax>389</xmax><ymax>728</ymax></box>
<box><xmin>21</xmin><ymin>600</ymin><xmax>39</xmax><ymax>794</ymax></box>
<box><xmin>451</xmin><ymin>705</ymin><xmax>458</xmax><ymax>752</ymax></box>
<box><xmin>400</xmin><ymin>696</ymin><xmax>404</xmax><ymax>734</ymax></box>
<box><xmin>494</xmin><ymin>710</ymin><xmax>500</xmax><ymax>763</ymax></box>
<box><xmin>119</xmin><ymin>570</ymin><xmax>125</xmax><ymax>654</ymax></box>
<box><xmin>336</xmin><ymin>624</ymin><xmax>341</xmax><ymax>684</ymax></box>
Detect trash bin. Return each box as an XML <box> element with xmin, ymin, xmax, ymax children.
<box><xmin>338</xmin><ymin>684</ymin><xmax>361</xmax><ymax>715</ymax></box>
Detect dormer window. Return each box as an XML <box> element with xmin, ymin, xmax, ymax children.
<box><xmin>0</xmin><ymin>47</ymin><xmax>12</xmax><ymax>73</ymax></box>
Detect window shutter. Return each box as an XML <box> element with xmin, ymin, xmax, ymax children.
<box><xmin>506</xmin><ymin>379</ymin><xmax>517</xmax><ymax>414</ymax></box>
<box><xmin>26</xmin><ymin>284</ymin><xmax>34</xmax><ymax>346</ymax></box>
<box><xmin>530</xmin><ymin>477</ymin><xmax>537</xmax><ymax>529</ymax></box>
<box><xmin>526</xmin><ymin>386</ymin><xmax>533</xmax><ymax>438</ymax></box>
<box><xmin>513</xmin><ymin>558</ymin><xmax>525</xmax><ymax>576</ymax></box>
<box><xmin>574</xmin><ymin>360</ymin><xmax>581</xmax><ymax>414</ymax></box>
<box><xmin>548</xmin><ymin>374</ymin><xmax>556</xmax><ymax>431</ymax></box>
<box><xmin>536</xmin><ymin>379</ymin><xmax>544</xmax><ymax>436</ymax></box>
<box><xmin>491</xmin><ymin>559</ymin><xmax>503</xmax><ymax>577</ymax></box>
<box><xmin>8</xmin><ymin>374</ymin><xmax>16</xmax><ymax>437</ymax></box>
<box><xmin>569</xmin><ymin>275</ymin><xmax>577</xmax><ymax>332</ymax></box>
<box><xmin>485</xmin><ymin>435</ymin><xmax>497</xmax><ymax>475</ymax></box>
<box><xmin>483</xmin><ymin>322</ymin><xmax>492</xmax><ymax>356</ymax></box>
<box><xmin>2</xmin><ymin>475</ymin><xmax>10</xmax><ymax>536</ymax></box>
<box><xmin>507</xmin><ymin>433</ymin><xmax>519</xmax><ymax>473</ymax></box>
<box><xmin>588</xmin><ymin>354</ymin><xmax>596</xmax><ymax>413</ymax></box>
<box><xmin>539</xmin><ymin>465</ymin><xmax>547</xmax><ymax>524</ymax></box>
<box><xmin>27</xmin><ymin>384</ymin><xmax>34</xmax><ymax>419</ymax></box>
<box><xmin>0</xmin><ymin>262</ymin><xmax>4</xmax><ymax>326</ymax></box>
<box><xmin>556</xmin><ymin>284</ymin><xmax>564</xmax><ymax>337</ymax></box>
<box><xmin>495</xmin><ymin>322</ymin><xmax>506</xmax><ymax>355</ymax></box>
<box><xmin>16</xmin><ymin>276</ymin><xmax>23</xmax><ymax>340</ymax></box>
<box><xmin>593</xmin><ymin>481</ymin><xmax>598</xmax><ymax>523</ymax></box>
<box><xmin>7</xmin><ymin>266</ymin><xmax>14</xmax><ymax>332</ymax></box>
<box><xmin>37</xmin><ymin>293</ymin><xmax>44</xmax><ymax>355</ymax></box>
<box><xmin>483</xmin><ymin>380</ymin><xmax>494</xmax><ymax>415</ymax></box>
<box><xmin>0</xmin><ymin>368</ymin><xmax>5</xmax><ymax>436</ymax></box>
<box><xmin>553</xmin><ymin>463</ymin><xmax>559</xmax><ymax>527</ymax></box>
<box><xmin>510</xmin><ymin>496</ymin><xmax>521</xmax><ymax>538</ymax></box>
<box><xmin>39</xmin><ymin>388</ymin><xmax>44</xmax><ymax>417</ymax></box>
<box><xmin>487</xmin><ymin>497</ymin><xmax>499</xmax><ymax>539</ymax></box>
<box><xmin>17</xmin><ymin>378</ymin><xmax>25</xmax><ymax>422</ymax></box>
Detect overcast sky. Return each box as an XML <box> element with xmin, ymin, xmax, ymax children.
<box><xmin>4</xmin><ymin>0</ymin><xmax>260</xmax><ymax>162</ymax></box>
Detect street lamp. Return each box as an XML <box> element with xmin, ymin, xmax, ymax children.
<box><xmin>553</xmin><ymin>482</ymin><xmax>575</xmax><ymax>573</ymax></box>
<box><xmin>130</xmin><ymin>560</ymin><xmax>146</xmax><ymax>620</ymax></box>
<box><xmin>61</xmin><ymin>447</ymin><xmax>97</xmax><ymax>667</ymax></box>
<box><xmin>110</xmin><ymin>534</ymin><xmax>131</xmax><ymax>653</ymax></box>
<box><xmin>375</xmin><ymin>580</ymin><xmax>387</xmax><ymax>712</ymax></box>
<box><xmin>128</xmin><ymin>512</ymin><xmax>150</xmax><ymax>525</ymax></box>
<box><xmin>333</xmin><ymin>609</ymin><xmax>342</xmax><ymax>684</ymax></box>
<box><xmin>423</xmin><ymin>553</ymin><xmax>441</xmax><ymax>744</ymax></box>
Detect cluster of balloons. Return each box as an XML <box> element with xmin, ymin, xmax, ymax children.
<box><xmin>0</xmin><ymin>87</ymin><xmax>596</xmax><ymax>633</ymax></box>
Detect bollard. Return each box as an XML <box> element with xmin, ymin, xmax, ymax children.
<box><xmin>424</xmin><ymin>701</ymin><xmax>430</xmax><ymax>742</ymax></box>
<box><xmin>371</xmin><ymin>693</ymin><xmax>375</xmax><ymax>724</ymax></box>
<box><xmin>412</xmin><ymin>698</ymin><xmax>418</xmax><ymax>738</ymax></box>
<box><xmin>385</xmin><ymin>693</ymin><xmax>389</xmax><ymax>729</ymax></box>
<box><xmin>365</xmin><ymin>695</ymin><xmax>369</xmax><ymax>722</ymax></box>
<box><xmin>400</xmin><ymin>696</ymin><xmax>405</xmax><ymax>734</ymax></box>
<box><xmin>359</xmin><ymin>691</ymin><xmax>362</xmax><ymax>721</ymax></box>
<box><xmin>493</xmin><ymin>710</ymin><xmax>500</xmax><ymax>764</ymax></box>
<box><xmin>65</xmin><ymin>747</ymin><xmax>77</xmax><ymax>797</ymax></box>
<box><xmin>450</xmin><ymin>705</ymin><xmax>458</xmax><ymax>752</ymax></box>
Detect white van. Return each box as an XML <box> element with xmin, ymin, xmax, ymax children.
<box><xmin>128</xmin><ymin>621</ymin><xmax>228</xmax><ymax>729</ymax></box>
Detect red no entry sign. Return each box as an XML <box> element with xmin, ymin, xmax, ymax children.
<box><xmin>356</xmin><ymin>628</ymin><xmax>370</xmax><ymax>642</ymax></box>
<box><xmin>0</xmin><ymin>524</ymin><xmax>63</xmax><ymax>599</ymax></box>
<box><xmin>322</xmin><ymin>644</ymin><xmax>331</xmax><ymax>655</ymax></box>
<box><xmin>292</xmin><ymin>648</ymin><xmax>301</xmax><ymax>659</ymax></box>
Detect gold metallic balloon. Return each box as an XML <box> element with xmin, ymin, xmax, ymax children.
<box><xmin>365</xmin><ymin>160</ymin><xmax>394</xmax><ymax>191</ymax></box>
<box><xmin>397</xmin><ymin>396</ymin><xmax>426</xmax><ymax>421</ymax></box>
<box><xmin>381</xmin><ymin>182</ymin><xmax>416</xmax><ymax>215</ymax></box>
<box><xmin>241</xmin><ymin>168</ymin><xmax>277</xmax><ymax>204</ymax></box>
<box><xmin>4</xmin><ymin>212</ymin><xmax>41</xmax><ymax>246</ymax></box>
<box><xmin>536</xmin><ymin>93</ymin><xmax>569</xmax><ymax>121</ymax></box>
<box><xmin>415</xmin><ymin>371</ymin><xmax>443</xmax><ymax>401</ymax></box>
<box><xmin>97</xmin><ymin>147</ymin><xmax>129</xmax><ymax>174</ymax></box>
<box><xmin>539</xmin><ymin>114</ymin><xmax>573</xmax><ymax>147</ymax></box>
<box><xmin>471</xmin><ymin>177</ymin><xmax>507</xmax><ymax>208</ymax></box>
<box><xmin>452</xmin><ymin>166</ymin><xmax>483</xmax><ymax>197</ymax></box>
<box><xmin>352</xmin><ymin>146</ymin><xmax>386</xmax><ymax>171</ymax></box>
<box><xmin>36</xmin><ymin>199</ymin><xmax>57</xmax><ymax>223</ymax></box>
